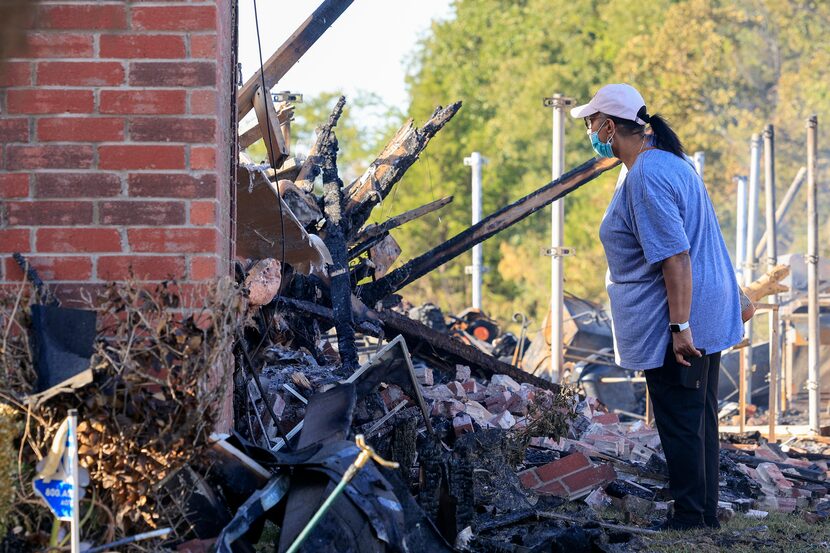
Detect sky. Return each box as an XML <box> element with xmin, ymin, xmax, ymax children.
<box><xmin>237</xmin><ymin>0</ymin><xmax>455</xmax><ymax>113</ymax></box>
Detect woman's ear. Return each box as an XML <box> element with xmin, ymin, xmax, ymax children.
<box><xmin>605</xmin><ymin>118</ymin><xmax>616</xmax><ymax>141</ymax></box>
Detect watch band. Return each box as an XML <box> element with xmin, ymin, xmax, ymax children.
<box><xmin>669</xmin><ymin>321</ymin><xmax>690</xmax><ymax>333</ymax></box>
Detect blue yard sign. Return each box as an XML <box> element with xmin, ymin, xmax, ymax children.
<box><xmin>33</xmin><ymin>477</ymin><xmax>75</xmax><ymax>521</ymax></box>
<box><xmin>32</xmin><ymin>411</ymin><xmax>83</xmax><ymax>528</ymax></box>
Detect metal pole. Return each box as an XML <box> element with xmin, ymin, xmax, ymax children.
<box><xmin>68</xmin><ymin>409</ymin><xmax>80</xmax><ymax>553</ymax></box>
<box><xmin>743</xmin><ymin>134</ymin><xmax>761</xmax><ymax>409</ymax></box>
<box><xmin>764</xmin><ymin>124</ymin><xmax>780</xmax><ymax>427</ymax></box>
<box><xmin>807</xmin><ymin>115</ymin><xmax>820</xmax><ymax>434</ymax></box>
<box><xmin>735</xmin><ymin>176</ymin><xmax>747</xmax><ymax>277</ymax></box>
<box><xmin>546</xmin><ymin>94</ymin><xmax>572</xmax><ymax>382</ymax></box>
<box><xmin>693</xmin><ymin>151</ymin><xmax>705</xmax><ymax>177</ymax></box>
<box><xmin>769</xmin><ymin>305</ymin><xmax>779</xmax><ymax>442</ymax></box>
<box><xmin>754</xmin><ymin>166</ymin><xmax>808</xmax><ymax>260</ymax></box>
<box><xmin>464</xmin><ymin>152</ymin><xmax>487</xmax><ymax>309</ymax></box>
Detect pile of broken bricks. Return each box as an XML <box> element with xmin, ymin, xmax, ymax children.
<box><xmin>404</xmin><ymin>367</ymin><xmax>830</xmax><ymax>527</ymax></box>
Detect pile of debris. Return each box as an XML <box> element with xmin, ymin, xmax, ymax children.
<box><xmin>5</xmin><ymin>81</ymin><xmax>830</xmax><ymax>551</ymax></box>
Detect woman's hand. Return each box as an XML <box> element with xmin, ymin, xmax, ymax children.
<box><xmin>672</xmin><ymin>328</ymin><xmax>701</xmax><ymax>366</ymax></box>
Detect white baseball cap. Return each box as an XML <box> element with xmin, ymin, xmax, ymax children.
<box><xmin>570</xmin><ymin>83</ymin><xmax>649</xmax><ymax>125</ymax></box>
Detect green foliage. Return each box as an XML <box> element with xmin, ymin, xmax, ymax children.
<box><xmin>385</xmin><ymin>0</ymin><xmax>830</xmax><ymax>330</ymax></box>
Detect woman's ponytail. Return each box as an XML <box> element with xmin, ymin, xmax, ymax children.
<box><xmin>647</xmin><ymin>113</ymin><xmax>685</xmax><ymax>158</ymax></box>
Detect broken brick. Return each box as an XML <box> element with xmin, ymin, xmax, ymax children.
<box><xmin>455</xmin><ymin>364</ymin><xmax>471</xmax><ymax>382</ymax></box>
<box><xmin>756</xmin><ymin>462</ymin><xmax>794</xmax><ymax>493</ymax></box>
<box><xmin>446</xmin><ymin>381</ymin><xmax>467</xmax><ymax>400</ymax></box>
<box><xmin>453</xmin><ymin>413</ymin><xmax>474</xmax><ymax>437</ymax></box>
<box><xmin>535</xmin><ymin>453</ymin><xmax>592</xmax><ymax>482</ymax></box>
<box><xmin>488</xmin><ymin>410</ymin><xmax>516</xmax><ymax>429</ymax></box>
<box><xmin>431</xmin><ymin>399</ymin><xmax>465</xmax><ymax>418</ymax></box>
<box><xmin>490</xmin><ymin>374</ymin><xmax>521</xmax><ymax>392</ymax></box>
<box><xmin>561</xmin><ymin>464</ymin><xmax>617</xmax><ymax>498</ymax></box>
<box><xmin>414</xmin><ymin>366</ymin><xmax>434</xmax><ymax>386</ymax></box>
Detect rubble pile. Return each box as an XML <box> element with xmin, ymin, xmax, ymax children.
<box><xmin>3</xmin><ymin>85</ymin><xmax>830</xmax><ymax>552</ymax></box>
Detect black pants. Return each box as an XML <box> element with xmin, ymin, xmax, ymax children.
<box><xmin>645</xmin><ymin>347</ymin><xmax>721</xmax><ymax>523</ymax></box>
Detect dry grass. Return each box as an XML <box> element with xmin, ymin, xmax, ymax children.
<box><xmin>642</xmin><ymin>512</ymin><xmax>830</xmax><ymax>552</ymax></box>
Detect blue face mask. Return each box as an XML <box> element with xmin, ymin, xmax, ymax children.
<box><xmin>589</xmin><ymin>119</ymin><xmax>615</xmax><ymax>158</ymax></box>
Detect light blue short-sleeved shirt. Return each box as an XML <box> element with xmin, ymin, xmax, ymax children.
<box><xmin>598</xmin><ymin>148</ymin><xmax>743</xmax><ymax>370</ymax></box>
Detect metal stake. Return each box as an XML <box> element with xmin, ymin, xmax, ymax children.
<box><xmin>463</xmin><ymin>152</ymin><xmax>488</xmax><ymax>309</ymax></box>
<box><xmin>544</xmin><ymin>93</ymin><xmax>573</xmax><ymax>382</ymax></box>
<box><xmin>68</xmin><ymin>409</ymin><xmax>80</xmax><ymax>553</ymax></box>
<box><xmin>743</xmin><ymin>134</ymin><xmax>762</xmax><ymax>413</ymax></box>
<box><xmin>763</xmin><ymin>125</ymin><xmax>780</xmax><ymax>428</ymax></box>
<box><xmin>735</xmin><ymin>176</ymin><xmax>747</xmax><ymax>277</ymax></box>
<box><xmin>807</xmin><ymin>115</ymin><xmax>821</xmax><ymax>434</ymax></box>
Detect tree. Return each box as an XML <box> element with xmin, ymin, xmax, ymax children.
<box><xmin>385</xmin><ymin>0</ymin><xmax>830</xmax><ymax>332</ymax></box>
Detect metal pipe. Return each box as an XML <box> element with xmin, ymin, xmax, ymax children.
<box><xmin>549</xmin><ymin>94</ymin><xmax>570</xmax><ymax>382</ymax></box>
<box><xmin>68</xmin><ymin>409</ymin><xmax>80</xmax><ymax>553</ymax></box>
<box><xmin>769</xmin><ymin>304</ymin><xmax>779</xmax><ymax>442</ymax></box>
<box><xmin>755</xmin><ymin>166</ymin><xmax>808</xmax><ymax>259</ymax></box>
<box><xmin>764</xmin><ymin>124</ymin><xmax>780</xmax><ymax>426</ymax></box>
<box><xmin>807</xmin><ymin>115</ymin><xmax>820</xmax><ymax>434</ymax></box>
<box><xmin>464</xmin><ymin>152</ymin><xmax>487</xmax><ymax>309</ymax></box>
<box><xmin>735</xmin><ymin>176</ymin><xmax>747</xmax><ymax>276</ymax></box>
<box><xmin>743</xmin><ymin>134</ymin><xmax>762</xmax><ymax>407</ymax></box>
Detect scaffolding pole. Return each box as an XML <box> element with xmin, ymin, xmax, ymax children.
<box><xmin>807</xmin><ymin>115</ymin><xmax>821</xmax><ymax>434</ymax></box>
<box><xmin>763</xmin><ymin>125</ymin><xmax>780</xmax><ymax>429</ymax></box>
<box><xmin>464</xmin><ymin>152</ymin><xmax>487</xmax><ymax>309</ymax></box>
<box><xmin>544</xmin><ymin>94</ymin><xmax>573</xmax><ymax>382</ymax></box>
<box><xmin>735</xmin><ymin>176</ymin><xmax>747</xmax><ymax>277</ymax></box>
<box><xmin>743</xmin><ymin>134</ymin><xmax>762</xmax><ymax>410</ymax></box>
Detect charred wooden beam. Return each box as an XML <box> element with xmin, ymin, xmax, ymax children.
<box><xmin>342</xmin><ymin>102</ymin><xmax>462</xmax><ymax>236</ymax></box>
<box><xmin>358</xmin><ymin>157</ymin><xmax>621</xmax><ymax>305</ymax></box>
<box><xmin>237</xmin><ymin>0</ymin><xmax>354</xmax><ymax>121</ymax></box>
<box><xmin>276</xmin><ymin>298</ymin><xmax>558</xmax><ymax>392</ymax></box>
<box><xmin>375</xmin><ymin>308</ymin><xmax>560</xmax><ymax>392</ymax></box>
<box><xmin>348</xmin><ymin>195</ymin><xmax>453</xmax><ymax>247</ymax></box>
<box><xmin>295</xmin><ymin>96</ymin><xmax>348</xmax><ymax>193</ymax></box>
<box><xmin>319</xmin><ymin>97</ymin><xmax>358</xmax><ymax>370</ymax></box>
<box><xmin>348</xmin><ymin>231</ymin><xmax>388</xmax><ymax>261</ymax></box>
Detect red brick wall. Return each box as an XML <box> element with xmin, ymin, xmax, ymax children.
<box><xmin>0</xmin><ymin>0</ymin><xmax>234</xmax><ymax>301</ymax></box>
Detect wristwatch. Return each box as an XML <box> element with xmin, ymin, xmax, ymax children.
<box><xmin>669</xmin><ymin>321</ymin><xmax>690</xmax><ymax>333</ymax></box>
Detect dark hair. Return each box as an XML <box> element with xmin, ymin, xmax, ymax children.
<box><xmin>607</xmin><ymin>108</ymin><xmax>686</xmax><ymax>159</ymax></box>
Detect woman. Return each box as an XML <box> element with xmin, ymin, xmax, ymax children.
<box><xmin>570</xmin><ymin>84</ymin><xmax>743</xmax><ymax>530</ymax></box>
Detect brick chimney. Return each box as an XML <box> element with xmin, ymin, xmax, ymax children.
<box><xmin>0</xmin><ymin>0</ymin><xmax>234</xmax><ymax>302</ymax></box>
